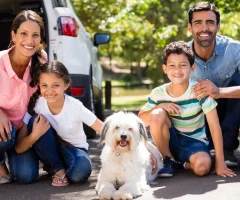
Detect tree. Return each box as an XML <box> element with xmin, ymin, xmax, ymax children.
<box><xmin>71</xmin><ymin>0</ymin><xmax>240</xmax><ymax>85</ymax></box>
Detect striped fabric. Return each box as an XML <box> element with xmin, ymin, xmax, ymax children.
<box><xmin>141</xmin><ymin>79</ymin><xmax>217</xmax><ymax>144</ymax></box>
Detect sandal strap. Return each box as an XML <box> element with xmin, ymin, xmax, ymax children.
<box><xmin>52</xmin><ymin>174</ymin><xmax>66</xmax><ymax>181</ymax></box>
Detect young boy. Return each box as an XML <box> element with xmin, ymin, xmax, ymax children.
<box><xmin>138</xmin><ymin>41</ymin><xmax>236</xmax><ymax>178</ymax></box>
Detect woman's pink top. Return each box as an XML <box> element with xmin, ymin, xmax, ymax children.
<box><xmin>0</xmin><ymin>46</ymin><xmax>47</xmax><ymax>130</ymax></box>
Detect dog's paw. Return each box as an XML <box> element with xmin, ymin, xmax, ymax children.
<box><xmin>98</xmin><ymin>191</ymin><xmax>113</xmax><ymax>200</ymax></box>
<box><xmin>113</xmin><ymin>191</ymin><xmax>133</xmax><ymax>200</ymax></box>
<box><xmin>140</xmin><ymin>183</ymin><xmax>150</xmax><ymax>193</ymax></box>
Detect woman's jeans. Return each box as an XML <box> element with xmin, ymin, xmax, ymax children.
<box><xmin>0</xmin><ymin>126</ymin><xmax>38</xmax><ymax>184</ymax></box>
<box><xmin>0</xmin><ymin>126</ymin><xmax>16</xmax><ymax>164</ymax></box>
<box><xmin>26</xmin><ymin>115</ymin><xmax>92</xmax><ymax>183</ymax></box>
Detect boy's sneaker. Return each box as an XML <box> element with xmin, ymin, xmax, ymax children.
<box><xmin>224</xmin><ymin>148</ymin><xmax>238</xmax><ymax>167</ymax></box>
<box><xmin>158</xmin><ymin>156</ymin><xmax>175</xmax><ymax>177</ymax></box>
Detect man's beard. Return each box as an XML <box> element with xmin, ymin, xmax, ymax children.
<box><xmin>196</xmin><ymin>32</ymin><xmax>216</xmax><ymax>47</ymax></box>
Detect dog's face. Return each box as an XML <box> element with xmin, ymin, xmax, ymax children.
<box><xmin>100</xmin><ymin>112</ymin><xmax>148</xmax><ymax>153</ymax></box>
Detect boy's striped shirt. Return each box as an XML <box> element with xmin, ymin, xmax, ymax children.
<box><xmin>141</xmin><ymin>79</ymin><xmax>217</xmax><ymax>144</ymax></box>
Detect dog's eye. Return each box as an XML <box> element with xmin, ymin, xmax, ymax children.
<box><xmin>129</xmin><ymin>128</ymin><xmax>133</xmax><ymax>131</ymax></box>
<box><xmin>116</xmin><ymin>126</ymin><xmax>120</xmax><ymax>130</ymax></box>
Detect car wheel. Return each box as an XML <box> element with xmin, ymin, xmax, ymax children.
<box><xmin>94</xmin><ymin>93</ymin><xmax>104</xmax><ymax>121</ymax></box>
<box><xmin>84</xmin><ymin>81</ymin><xmax>97</xmax><ymax>139</ymax></box>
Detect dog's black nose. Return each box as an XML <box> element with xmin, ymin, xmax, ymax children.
<box><xmin>120</xmin><ymin>135</ymin><xmax>127</xmax><ymax>140</ymax></box>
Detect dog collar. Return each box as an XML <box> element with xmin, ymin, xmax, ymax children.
<box><xmin>113</xmin><ymin>151</ymin><xmax>121</xmax><ymax>156</ymax></box>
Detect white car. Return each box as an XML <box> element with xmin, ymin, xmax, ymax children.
<box><xmin>0</xmin><ymin>0</ymin><xmax>110</xmax><ymax>138</ymax></box>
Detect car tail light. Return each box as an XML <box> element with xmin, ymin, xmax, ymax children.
<box><xmin>58</xmin><ymin>16</ymin><xmax>78</xmax><ymax>37</ymax></box>
<box><xmin>71</xmin><ymin>87</ymin><xmax>84</xmax><ymax>96</ymax></box>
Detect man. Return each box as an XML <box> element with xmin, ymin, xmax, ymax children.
<box><xmin>188</xmin><ymin>2</ymin><xmax>240</xmax><ymax>167</ymax></box>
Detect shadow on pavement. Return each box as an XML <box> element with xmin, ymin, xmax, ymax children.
<box><xmin>1</xmin><ymin>136</ymin><xmax>240</xmax><ymax>200</ymax></box>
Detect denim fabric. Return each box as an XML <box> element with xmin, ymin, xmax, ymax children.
<box><xmin>28</xmin><ymin>115</ymin><xmax>92</xmax><ymax>183</ymax></box>
<box><xmin>189</xmin><ymin>35</ymin><xmax>240</xmax><ymax>150</ymax></box>
<box><xmin>189</xmin><ymin>35</ymin><xmax>240</xmax><ymax>87</ymax></box>
<box><xmin>206</xmin><ymin>73</ymin><xmax>240</xmax><ymax>150</ymax></box>
<box><xmin>169</xmin><ymin>126</ymin><xmax>211</xmax><ymax>163</ymax></box>
<box><xmin>60</xmin><ymin>144</ymin><xmax>92</xmax><ymax>183</ymax></box>
<box><xmin>27</xmin><ymin>115</ymin><xmax>65</xmax><ymax>173</ymax></box>
<box><xmin>0</xmin><ymin>125</ymin><xmax>16</xmax><ymax>164</ymax></box>
<box><xmin>7</xmin><ymin>148</ymin><xmax>39</xmax><ymax>184</ymax></box>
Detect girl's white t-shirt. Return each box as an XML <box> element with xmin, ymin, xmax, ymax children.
<box><xmin>23</xmin><ymin>94</ymin><xmax>97</xmax><ymax>150</ymax></box>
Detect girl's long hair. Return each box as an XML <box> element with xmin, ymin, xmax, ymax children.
<box><xmin>27</xmin><ymin>61</ymin><xmax>71</xmax><ymax>115</ymax></box>
<box><xmin>9</xmin><ymin>10</ymin><xmax>46</xmax><ymax>87</ymax></box>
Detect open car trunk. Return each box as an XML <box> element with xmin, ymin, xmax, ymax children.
<box><xmin>0</xmin><ymin>0</ymin><xmax>48</xmax><ymax>51</ymax></box>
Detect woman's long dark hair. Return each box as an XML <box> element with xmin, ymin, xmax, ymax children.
<box><xmin>9</xmin><ymin>10</ymin><xmax>46</xmax><ymax>87</ymax></box>
<box><xmin>27</xmin><ymin>61</ymin><xmax>71</xmax><ymax>115</ymax></box>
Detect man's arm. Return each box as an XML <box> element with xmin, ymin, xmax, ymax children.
<box><xmin>206</xmin><ymin>108</ymin><xmax>236</xmax><ymax>177</ymax></box>
<box><xmin>193</xmin><ymin>79</ymin><xmax>240</xmax><ymax>99</ymax></box>
<box><xmin>218</xmin><ymin>86</ymin><xmax>240</xmax><ymax>98</ymax></box>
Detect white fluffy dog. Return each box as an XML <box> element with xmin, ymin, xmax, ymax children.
<box><xmin>96</xmin><ymin>112</ymin><xmax>163</xmax><ymax>200</ymax></box>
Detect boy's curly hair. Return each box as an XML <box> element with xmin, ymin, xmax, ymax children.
<box><xmin>162</xmin><ymin>41</ymin><xmax>195</xmax><ymax>66</ymax></box>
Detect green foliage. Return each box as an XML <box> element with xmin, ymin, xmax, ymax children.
<box><xmin>71</xmin><ymin>0</ymin><xmax>240</xmax><ymax>84</ymax></box>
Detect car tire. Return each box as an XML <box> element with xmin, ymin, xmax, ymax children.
<box><xmin>94</xmin><ymin>94</ymin><xmax>104</xmax><ymax>121</ymax></box>
<box><xmin>84</xmin><ymin>78</ymin><xmax>97</xmax><ymax>139</ymax></box>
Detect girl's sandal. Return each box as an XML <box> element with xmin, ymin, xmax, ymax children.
<box><xmin>52</xmin><ymin>174</ymin><xmax>69</xmax><ymax>187</ymax></box>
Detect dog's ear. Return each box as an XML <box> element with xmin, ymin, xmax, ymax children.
<box><xmin>99</xmin><ymin>119</ymin><xmax>111</xmax><ymax>145</ymax></box>
<box><xmin>138</xmin><ymin>121</ymin><xmax>148</xmax><ymax>142</ymax></box>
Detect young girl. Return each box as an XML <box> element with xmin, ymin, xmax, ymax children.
<box><xmin>15</xmin><ymin>60</ymin><xmax>103</xmax><ymax>186</ymax></box>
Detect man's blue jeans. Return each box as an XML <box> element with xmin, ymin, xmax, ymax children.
<box><xmin>206</xmin><ymin>72</ymin><xmax>240</xmax><ymax>150</ymax></box>
<box><xmin>27</xmin><ymin>115</ymin><xmax>92</xmax><ymax>183</ymax></box>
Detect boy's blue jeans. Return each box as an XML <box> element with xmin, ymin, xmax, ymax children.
<box><xmin>25</xmin><ymin>115</ymin><xmax>92</xmax><ymax>183</ymax></box>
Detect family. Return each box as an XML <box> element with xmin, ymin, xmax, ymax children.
<box><xmin>0</xmin><ymin>1</ymin><xmax>240</xmax><ymax>187</ymax></box>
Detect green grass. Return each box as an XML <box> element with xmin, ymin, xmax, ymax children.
<box><xmin>102</xmin><ymin>79</ymin><xmax>152</xmax><ymax>111</ymax></box>
<box><xmin>102</xmin><ymin>79</ymin><xmax>143</xmax><ymax>87</ymax></box>
<box><xmin>104</xmin><ymin>94</ymin><xmax>149</xmax><ymax>111</ymax></box>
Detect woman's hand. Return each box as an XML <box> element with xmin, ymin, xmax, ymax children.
<box><xmin>31</xmin><ymin>114</ymin><xmax>50</xmax><ymax>140</ymax></box>
<box><xmin>0</xmin><ymin>109</ymin><xmax>12</xmax><ymax>141</ymax></box>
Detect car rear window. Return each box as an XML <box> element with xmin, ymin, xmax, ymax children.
<box><xmin>52</xmin><ymin>0</ymin><xmax>67</xmax><ymax>7</ymax></box>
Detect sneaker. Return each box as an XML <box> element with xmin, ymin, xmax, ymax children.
<box><xmin>224</xmin><ymin>148</ymin><xmax>238</xmax><ymax>167</ymax></box>
<box><xmin>0</xmin><ymin>175</ymin><xmax>12</xmax><ymax>184</ymax></box>
<box><xmin>172</xmin><ymin>160</ymin><xmax>184</xmax><ymax>169</ymax></box>
<box><xmin>158</xmin><ymin>157</ymin><xmax>174</xmax><ymax>177</ymax></box>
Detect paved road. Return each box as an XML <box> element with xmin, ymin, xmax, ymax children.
<box><xmin>1</xmin><ymin>137</ymin><xmax>240</xmax><ymax>200</ymax></box>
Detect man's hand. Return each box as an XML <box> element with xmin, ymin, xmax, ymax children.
<box><xmin>193</xmin><ymin>78</ymin><xmax>220</xmax><ymax>99</ymax></box>
<box><xmin>0</xmin><ymin>110</ymin><xmax>12</xmax><ymax>142</ymax></box>
<box><xmin>215</xmin><ymin>162</ymin><xmax>237</xmax><ymax>178</ymax></box>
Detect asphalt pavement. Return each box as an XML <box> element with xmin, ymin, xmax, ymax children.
<box><xmin>1</xmin><ymin>137</ymin><xmax>240</xmax><ymax>200</ymax></box>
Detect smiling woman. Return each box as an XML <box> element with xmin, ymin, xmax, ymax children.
<box><xmin>0</xmin><ymin>10</ymin><xmax>47</xmax><ymax>184</ymax></box>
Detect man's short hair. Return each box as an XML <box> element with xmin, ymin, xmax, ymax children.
<box><xmin>188</xmin><ymin>2</ymin><xmax>220</xmax><ymax>25</ymax></box>
<box><xmin>162</xmin><ymin>41</ymin><xmax>195</xmax><ymax>66</ymax></box>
